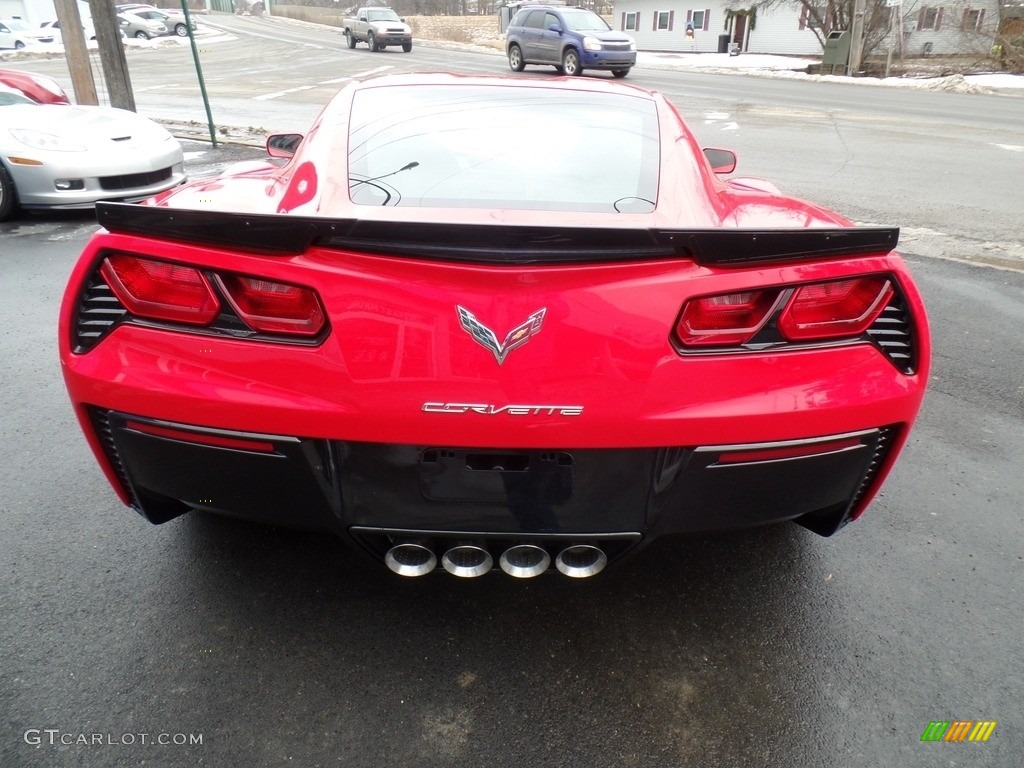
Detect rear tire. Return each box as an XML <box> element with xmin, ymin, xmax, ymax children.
<box><xmin>612</xmin><ymin>68</ymin><xmax>629</xmax><ymax>78</ymax></box>
<box><xmin>345</xmin><ymin>29</ymin><xmax>356</xmax><ymax>48</ymax></box>
<box><xmin>368</xmin><ymin>31</ymin><xmax>378</xmax><ymax>52</ymax></box>
<box><xmin>0</xmin><ymin>163</ymin><xmax>19</xmax><ymax>222</ymax></box>
<box><xmin>562</xmin><ymin>48</ymin><xmax>581</xmax><ymax>76</ymax></box>
<box><xmin>508</xmin><ymin>44</ymin><xmax>525</xmax><ymax>72</ymax></box>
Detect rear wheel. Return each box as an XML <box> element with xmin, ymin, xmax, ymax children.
<box><xmin>402</xmin><ymin>41</ymin><xmax>412</xmax><ymax>52</ymax></box>
<box><xmin>0</xmin><ymin>163</ymin><xmax>19</xmax><ymax>222</ymax></box>
<box><xmin>562</xmin><ymin>48</ymin><xmax>581</xmax><ymax>76</ymax></box>
<box><xmin>508</xmin><ymin>44</ymin><xmax>525</xmax><ymax>72</ymax></box>
<box><xmin>612</xmin><ymin>68</ymin><xmax>630</xmax><ymax>78</ymax></box>
<box><xmin>14</xmin><ymin>40</ymin><xmax>25</xmax><ymax>49</ymax></box>
<box><xmin>345</xmin><ymin>29</ymin><xmax>356</xmax><ymax>48</ymax></box>
<box><xmin>368</xmin><ymin>31</ymin><xmax>378</xmax><ymax>52</ymax></box>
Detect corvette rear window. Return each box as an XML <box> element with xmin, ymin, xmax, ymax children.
<box><xmin>347</xmin><ymin>85</ymin><xmax>660</xmax><ymax>213</ymax></box>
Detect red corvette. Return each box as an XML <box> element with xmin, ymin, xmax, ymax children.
<box><xmin>59</xmin><ymin>73</ymin><xmax>929</xmax><ymax>579</ymax></box>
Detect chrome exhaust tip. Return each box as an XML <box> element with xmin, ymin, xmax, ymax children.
<box><xmin>555</xmin><ymin>544</ymin><xmax>607</xmax><ymax>578</ymax></box>
<box><xmin>499</xmin><ymin>544</ymin><xmax>551</xmax><ymax>579</ymax></box>
<box><xmin>384</xmin><ymin>542</ymin><xmax>437</xmax><ymax>577</ymax></box>
<box><xmin>441</xmin><ymin>543</ymin><xmax>493</xmax><ymax>578</ymax></box>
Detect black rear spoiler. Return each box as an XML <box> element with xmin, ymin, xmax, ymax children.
<box><xmin>96</xmin><ymin>202</ymin><xmax>899</xmax><ymax>268</ymax></box>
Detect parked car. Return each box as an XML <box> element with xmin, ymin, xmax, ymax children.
<box><xmin>0</xmin><ymin>87</ymin><xmax>185</xmax><ymax>220</ymax></box>
<box><xmin>58</xmin><ymin>73</ymin><xmax>929</xmax><ymax>580</ymax></box>
<box><xmin>116</xmin><ymin>5</ymin><xmax>195</xmax><ymax>37</ymax></box>
<box><xmin>0</xmin><ymin>68</ymin><xmax>70</xmax><ymax>104</ymax></box>
<box><xmin>506</xmin><ymin>5</ymin><xmax>636</xmax><ymax>77</ymax></box>
<box><xmin>117</xmin><ymin>11</ymin><xmax>168</xmax><ymax>39</ymax></box>
<box><xmin>0</xmin><ymin>18</ymin><xmax>55</xmax><ymax>48</ymax></box>
<box><xmin>38</xmin><ymin>18</ymin><xmax>108</xmax><ymax>44</ymax></box>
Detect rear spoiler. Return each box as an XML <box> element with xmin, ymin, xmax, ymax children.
<box><xmin>96</xmin><ymin>202</ymin><xmax>899</xmax><ymax>268</ymax></box>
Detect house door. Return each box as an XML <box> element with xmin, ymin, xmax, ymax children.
<box><xmin>732</xmin><ymin>15</ymin><xmax>747</xmax><ymax>50</ymax></box>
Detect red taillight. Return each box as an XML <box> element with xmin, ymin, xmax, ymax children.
<box><xmin>716</xmin><ymin>436</ymin><xmax>865</xmax><ymax>464</ymax></box>
<box><xmin>778</xmin><ymin>277</ymin><xmax>893</xmax><ymax>341</ymax></box>
<box><xmin>216</xmin><ymin>275</ymin><xmax>325</xmax><ymax>336</ymax></box>
<box><xmin>675</xmin><ymin>290</ymin><xmax>779</xmax><ymax>346</ymax></box>
<box><xmin>100</xmin><ymin>254</ymin><xmax>220</xmax><ymax>326</ymax></box>
<box><xmin>124</xmin><ymin>420</ymin><xmax>276</xmax><ymax>453</ymax></box>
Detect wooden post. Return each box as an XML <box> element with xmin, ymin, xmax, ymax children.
<box><xmin>89</xmin><ymin>0</ymin><xmax>136</xmax><ymax>111</ymax></box>
<box><xmin>52</xmin><ymin>0</ymin><xmax>98</xmax><ymax>105</ymax></box>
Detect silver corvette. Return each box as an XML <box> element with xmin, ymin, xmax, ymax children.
<box><xmin>0</xmin><ymin>88</ymin><xmax>185</xmax><ymax>221</ymax></box>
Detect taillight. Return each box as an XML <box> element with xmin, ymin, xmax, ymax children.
<box><xmin>778</xmin><ymin>277</ymin><xmax>893</xmax><ymax>341</ymax></box>
<box><xmin>216</xmin><ymin>275</ymin><xmax>325</xmax><ymax>336</ymax></box>
<box><xmin>675</xmin><ymin>290</ymin><xmax>779</xmax><ymax>346</ymax></box>
<box><xmin>100</xmin><ymin>254</ymin><xmax>220</xmax><ymax>325</ymax></box>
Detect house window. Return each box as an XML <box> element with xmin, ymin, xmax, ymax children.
<box><xmin>691</xmin><ymin>10</ymin><xmax>705</xmax><ymax>28</ymax></box>
<box><xmin>917</xmin><ymin>6</ymin><xmax>943</xmax><ymax>31</ymax></box>
<box><xmin>624</xmin><ymin>12</ymin><xmax>638</xmax><ymax>31</ymax></box>
<box><xmin>962</xmin><ymin>8</ymin><xmax>984</xmax><ymax>30</ymax></box>
<box><xmin>656</xmin><ymin>11</ymin><xmax>672</xmax><ymax>30</ymax></box>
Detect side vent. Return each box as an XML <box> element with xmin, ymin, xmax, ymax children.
<box><xmin>867</xmin><ymin>291</ymin><xmax>916</xmax><ymax>374</ymax></box>
<box><xmin>87</xmin><ymin>407</ymin><xmax>138</xmax><ymax>506</ymax></box>
<box><xmin>74</xmin><ymin>272</ymin><xmax>127</xmax><ymax>353</ymax></box>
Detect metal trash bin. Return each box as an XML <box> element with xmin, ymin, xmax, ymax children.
<box><xmin>728</xmin><ymin>42</ymin><xmax>740</xmax><ymax>56</ymax></box>
<box><xmin>822</xmin><ymin>30</ymin><xmax>851</xmax><ymax>74</ymax></box>
<box><xmin>717</xmin><ymin>33</ymin><xmax>730</xmax><ymax>53</ymax></box>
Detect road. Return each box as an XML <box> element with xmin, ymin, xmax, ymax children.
<box><xmin>1</xmin><ymin>19</ymin><xmax>1023</xmax><ymax>768</ymax></box>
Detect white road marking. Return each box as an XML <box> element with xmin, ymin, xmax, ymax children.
<box><xmin>256</xmin><ymin>67</ymin><xmax>395</xmax><ymax>99</ymax></box>
<box><xmin>995</xmin><ymin>144</ymin><xmax>1024</xmax><ymax>152</ymax></box>
<box><xmin>254</xmin><ymin>84</ymin><xmax>318</xmax><ymax>101</ymax></box>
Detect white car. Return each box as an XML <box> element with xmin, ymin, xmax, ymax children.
<box><xmin>0</xmin><ymin>18</ymin><xmax>55</xmax><ymax>48</ymax></box>
<box><xmin>38</xmin><ymin>19</ymin><xmax>99</xmax><ymax>44</ymax></box>
<box><xmin>0</xmin><ymin>87</ymin><xmax>186</xmax><ymax>220</ymax></box>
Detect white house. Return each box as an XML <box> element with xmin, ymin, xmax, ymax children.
<box><xmin>611</xmin><ymin>0</ymin><xmax>1001</xmax><ymax>56</ymax></box>
<box><xmin>0</xmin><ymin>0</ymin><xmax>66</xmax><ymax>26</ymax></box>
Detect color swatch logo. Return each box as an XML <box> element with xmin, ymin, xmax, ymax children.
<box><xmin>921</xmin><ymin>721</ymin><xmax>997</xmax><ymax>742</ymax></box>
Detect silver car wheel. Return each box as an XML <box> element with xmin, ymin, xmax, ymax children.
<box><xmin>508</xmin><ymin>44</ymin><xmax>525</xmax><ymax>72</ymax></box>
<box><xmin>562</xmin><ymin>49</ymin><xmax>581</xmax><ymax>76</ymax></box>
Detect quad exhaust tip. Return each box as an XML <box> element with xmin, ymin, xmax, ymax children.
<box><xmin>385</xmin><ymin>540</ymin><xmax>608</xmax><ymax>579</ymax></box>
<box><xmin>499</xmin><ymin>544</ymin><xmax>551</xmax><ymax>579</ymax></box>
<box><xmin>555</xmin><ymin>544</ymin><xmax>607</xmax><ymax>578</ymax></box>
<box><xmin>441</xmin><ymin>543</ymin><xmax>493</xmax><ymax>578</ymax></box>
<box><xmin>384</xmin><ymin>542</ymin><xmax>437</xmax><ymax>577</ymax></box>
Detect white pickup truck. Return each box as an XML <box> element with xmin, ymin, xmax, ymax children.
<box><xmin>343</xmin><ymin>7</ymin><xmax>413</xmax><ymax>52</ymax></box>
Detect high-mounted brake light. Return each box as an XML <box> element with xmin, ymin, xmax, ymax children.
<box><xmin>675</xmin><ymin>290</ymin><xmax>779</xmax><ymax>346</ymax></box>
<box><xmin>778</xmin><ymin>277</ymin><xmax>893</xmax><ymax>341</ymax></box>
<box><xmin>216</xmin><ymin>275</ymin><xmax>326</xmax><ymax>336</ymax></box>
<box><xmin>100</xmin><ymin>254</ymin><xmax>220</xmax><ymax>325</ymax></box>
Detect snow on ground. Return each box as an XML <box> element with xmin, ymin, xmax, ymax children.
<box><xmin>635</xmin><ymin>51</ymin><xmax>1024</xmax><ymax>93</ymax></box>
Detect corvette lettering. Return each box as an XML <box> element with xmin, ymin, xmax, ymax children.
<box><xmin>422</xmin><ymin>403</ymin><xmax>583</xmax><ymax>416</ymax></box>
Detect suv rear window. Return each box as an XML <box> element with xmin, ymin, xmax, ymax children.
<box><xmin>347</xmin><ymin>85</ymin><xmax>660</xmax><ymax>213</ymax></box>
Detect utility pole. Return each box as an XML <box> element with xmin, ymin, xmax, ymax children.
<box><xmin>90</xmin><ymin>0</ymin><xmax>136</xmax><ymax>111</ymax></box>
<box><xmin>848</xmin><ymin>0</ymin><xmax>867</xmax><ymax>74</ymax></box>
<box><xmin>52</xmin><ymin>0</ymin><xmax>98</xmax><ymax>105</ymax></box>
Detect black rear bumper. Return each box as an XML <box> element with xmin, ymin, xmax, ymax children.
<box><xmin>90</xmin><ymin>408</ymin><xmax>897</xmax><ymax>567</ymax></box>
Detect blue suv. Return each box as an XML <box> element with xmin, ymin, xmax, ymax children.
<box><xmin>506</xmin><ymin>6</ymin><xmax>636</xmax><ymax>78</ymax></box>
